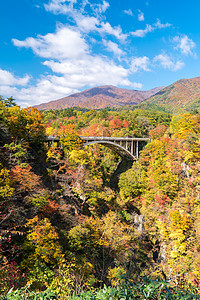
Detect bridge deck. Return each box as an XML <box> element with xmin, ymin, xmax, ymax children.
<box><xmin>47</xmin><ymin>136</ymin><xmax>150</xmax><ymax>142</ymax></box>
<box><xmin>81</xmin><ymin>136</ymin><xmax>150</xmax><ymax>141</ymax></box>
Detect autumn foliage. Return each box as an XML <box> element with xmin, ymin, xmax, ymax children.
<box><xmin>0</xmin><ymin>100</ymin><xmax>200</xmax><ymax>297</ymax></box>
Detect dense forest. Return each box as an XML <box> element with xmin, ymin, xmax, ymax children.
<box><xmin>0</xmin><ymin>97</ymin><xmax>200</xmax><ymax>299</ymax></box>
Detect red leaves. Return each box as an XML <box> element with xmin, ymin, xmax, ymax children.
<box><xmin>154</xmin><ymin>194</ymin><xmax>170</xmax><ymax>206</ymax></box>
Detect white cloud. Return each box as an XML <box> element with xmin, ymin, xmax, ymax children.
<box><xmin>8</xmin><ymin>0</ymin><xmax>150</xmax><ymax>106</ymax></box>
<box><xmin>154</xmin><ymin>53</ymin><xmax>184</xmax><ymax>71</ymax></box>
<box><xmin>44</xmin><ymin>0</ymin><xmax>127</xmax><ymax>40</ymax></box>
<box><xmin>2</xmin><ymin>52</ymin><xmax>141</xmax><ymax>106</ymax></box>
<box><xmin>0</xmin><ymin>69</ymin><xmax>30</xmax><ymax>86</ymax></box>
<box><xmin>43</xmin><ymin>55</ymin><xmax>132</xmax><ymax>88</ymax></box>
<box><xmin>44</xmin><ymin>0</ymin><xmax>76</xmax><ymax>15</ymax></box>
<box><xmin>1</xmin><ymin>71</ymin><xmax>142</xmax><ymax>107</ymax></box>
<box><xmin>10</xmin><ymin>15</ymin><xmax>134</xmax><ymax>107</ymax></box>
<box><xmin>98</xmin><ymin>22</ymin><xmax>127</xmax><ymax>40</ymax></box>
<box><xmin>75</xmin><ymin>16</ymin><xmax>100</xmax><ymax>33</ymax></box>
<box><xmin>132</xmin><ymin>82</ymin><xmax>143</xmax><ymax>89</ymax></box>
<box><xmin>0</xmin><ymin>78</ymin><xmax>79</xmax><ymax>107</ymax></box>
<box><xmin>19</xmin><ymin>78</ymin><xmax>78</xmax><ymax>103</ymax></box>
<box><xmin>103</xmin><ymin>40</ymin><xmax>124</xmax><ymax>57</ymax></box>
<box><xmin>173</xmin><ymin>35</ymin><xmax>196</xmax><ymax>56</ymax></box>
<box><xmin>130</xmin><ymin>56</ymin><xmax>150</xmax><ymax>73</ymax></box>
<box><xmin>90</xmin><ymin>1</ymin><xmax>109</xmax><ymax>15</ymax></box>
<box><xmin>101</xmin><ymin>1</ymin><xmax>109</xmax><ymax>13</ymax></box>
<box><xmin>124</xmin><ymin>9</ymin><xmax>133</xmax><ymax>16</ymax></box>
<box><xmin>45</xmin><ymin>0</ymin><xmax>109</xmax><ymax>16</ymax></box>
<box><xmin>131</xmin><ymin>25</ymin><xmax>152</xmax><ymax>38</ymax></box>
<box><xmin>12</xmin><ymin>26</ymin><xmax>89</xmax><ymax>60</ymax></box>
<box><xmin>74</xmin><ymin>15</ymin><xmax>127</xmax><ymax>40</ymax></box>
<box><xmin>138</xmin><ymin>10</ymin><xmax>144</xmax><ymax>21</ymax></box>
<box><xmin>155</xmin><ymin>19</ymin><xmax>171</xmax><ymax>29</ymax></box>
<box><xmin>131</xmin><ymin>19</ymin><xmax>171</xmax><ymax>37</ymax></box>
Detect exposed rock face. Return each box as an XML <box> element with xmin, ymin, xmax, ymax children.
<box><xmin>134</xmin><ymin>214</ymin><xmax>145</xmax><ymax>233</ymax></box>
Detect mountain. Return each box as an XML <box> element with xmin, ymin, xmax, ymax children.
<box><xmin>137</xmin><ymin>77</ymin><xmax>200</xmax><ymax>113</ymax></box>
<box><xmin>34</xmin><ymin>85</ymin><xmax>164</xmax><ymax>110</ymax></box>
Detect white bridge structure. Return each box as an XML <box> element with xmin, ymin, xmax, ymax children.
<box><xmin>47</xmin><ymin>136</ymin><xmax>150</xmax><ymax>161</ymax></box>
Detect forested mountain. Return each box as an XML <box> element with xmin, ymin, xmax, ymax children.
<box><xmin>137</xmin><ymin>76</ymin><xmax>200</xmax><ymax>113</ymax></box>
<box><xmin>0</xmin><ymin>97</ymin><xmax>200</xmax><ymax>298</ymax></box>
<box><xmin>34</xmin><ymin>85</ymin><xmax>164</xmax><ymax>110</ymax></box>
<box><xmin>34</xmin><ymin>76</ymin><xmax>200</xmax><ymax>114</ymax></box>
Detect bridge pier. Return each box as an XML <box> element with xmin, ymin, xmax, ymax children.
<box><xmin>136</xmin><ymin>140</ymin><xmax>139</xmax><ymax>160</ymax></box>
<box><xmin>110</xmin><ymin>158</ymin><xmax>133</xmax><ymax>190</ymax></box>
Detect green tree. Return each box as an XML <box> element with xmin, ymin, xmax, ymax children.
<box><xmin>0</xmin><ymin>96</ymin><xmax>16</xmax><ymax>108</ymax></box>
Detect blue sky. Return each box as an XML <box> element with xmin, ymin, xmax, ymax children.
<box><xmin>0</xmin><ymin>0</ymin><xmax>199</xmax><ymax>107</ymax></box>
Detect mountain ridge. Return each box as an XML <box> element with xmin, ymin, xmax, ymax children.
<box><xmin>137</xmin><ymin>76</ymin><xmax>200</xmax><ymax>113</ymax></box>
<box><xmin>34</xmin><ymin>85</ymin><xmax>164</xmax><ymax>110</ymax></box>
<box><xmin>34</xmin><ymin>76</ymin><xmax>200</xmax><ymax>113</ymax></box>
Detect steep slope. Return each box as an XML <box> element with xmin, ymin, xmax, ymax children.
<box><xmin>34</xmin><ymin>85</ymin><xmax>164</xmax><ymax>110</ymax></box>
<box><xmin>138</xmin><ymin>77</ymin><xmax>200</xmax><ymax>113</ymax></box>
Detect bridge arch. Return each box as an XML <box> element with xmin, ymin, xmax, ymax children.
<box><xmin>84</xmin><ymin>140</ymin><xmax>136</xmax><ymax>161</ymax></box>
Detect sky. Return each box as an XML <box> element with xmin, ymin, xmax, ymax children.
<box><xmin>0</xmin><ymin>0</ymin><xmax>200</xmax><ymax>107</ymax></box>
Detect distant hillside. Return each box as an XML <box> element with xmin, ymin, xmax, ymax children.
<box><xmin>137</xmin><ymin>77</ymin><xmax>200</xmax><ymax>113</ymax></box>
<box><xmin>34</xmin><ymin>85</ymin><xmax>164</xmax><ymax>110</ymax></box>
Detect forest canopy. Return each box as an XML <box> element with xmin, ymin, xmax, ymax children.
<box><xmin>0</xmin><ymin>98</ymin><xmax>199</xmax><ymax>298</ymax></box>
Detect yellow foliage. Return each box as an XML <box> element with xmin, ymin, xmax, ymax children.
<box><xmin>102</xmin><ymin>211</ymin><xmax>131</xmax><ymax>252</ymax></box>
<box><xmin>169</xmin><ymin>210</ymin><xmax>190</xmax><ymax>231</ymax></box>
<box><xmin>0</xmin><ymin>164</ymin><xmax>14</xmax><ymax>199</ymax></box>
<box><xmin>70</xmin><ymin>149</ymin><xmax>89</xmax><ymax>166</ymax></box>
<box><xmin>26</xmin><ymin>216</ymin><xmax>63</xmax><ymax>264</ymax></box>
<box><xmin>107</xmin><ymin>266</ymin><xmax>126</xmax><ymax>287</ymax></box>
<box><xmin>171</xmin><ymin>114</ymin><xmax>197</xmax><ymax>139</ymax></box>
<box><xmin>49</xmin><ymin>260</ymin><xmax>75</xmax><ymax>297</ymax></box>
<box><xmin>46</xmin><ymin>146</ymin><xmax>62</xmax><ymax>161</ymax></box>
<box><xmin>158</xmin><ymin>210</ymin><xmax>191</xmax><ymax>264</ymax></box>
<box><xmin>46</xmin><ymin>126</ymin><xmax>54</xmax><ymax>136</ymax></box>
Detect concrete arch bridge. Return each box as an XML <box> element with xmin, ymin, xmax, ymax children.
<box><xmin>82</xmin><ymin>136</ymin><xmax>150</xmax><ymax>161</ymax></box>
<box><xmin>47</xmin><ymin>135</ymin><xmax>150</xmax><ymax>188</ymax></box>
<box><xmin>47</xmin><ymin>136</ymin><xmax>150</xmax><ymax>161</ymax></box>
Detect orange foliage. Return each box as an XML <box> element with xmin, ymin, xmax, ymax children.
<box><xmin>80</xmin><ymin>123</ymin><xmax>109</xmax><ymax>136</ymax></box>
<box><xmin>149</xmin><ymin>125</ymin><xmax>167</xmax><ymax>139</ymax></box>
<box><xmin>41</xmin><ymin>200</ymin><xmax>59</xmax><ymax>215</ymax></box>
<box><xmin>109</xmin><ymin>118</ymin><xmax>123</xmax><ymax>129</ymax></box>
<box><xmin>57</xmin><ymin>123</ymin><xmax>76</xmax><ymax>136</ymax></box>
<box><xmin>10</xmin><ymin>164</ymin><xmax>40</xmax><ymax>192</ymax></box>
<box><xmin>8</xmin><ymin>106</ymin><xmax>45</xmax><ymax>142</ymax></box>
<box><xmin>123</xmin><ymin>119</ymin><xmax>130</xmax><ymax>128</ymax></box>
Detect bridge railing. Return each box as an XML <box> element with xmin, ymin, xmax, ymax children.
<box><xmin>80</xmin><ymin>136</ymin><xmax>150</xmax><ymax>141</ymax></box>
<box><xmin>46</xmin><ymin>136</ymin><xmax>150</xmax><ymax>142</ymax></box>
